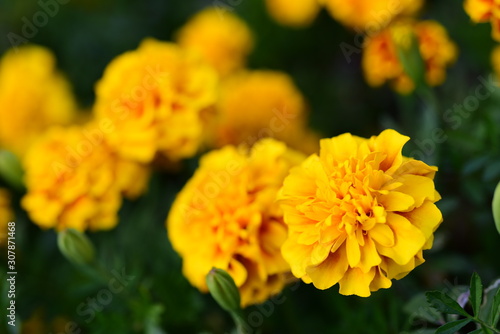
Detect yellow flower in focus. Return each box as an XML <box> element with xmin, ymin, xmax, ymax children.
<box><xmin>266</xmin><ymin>0</ymin><xmax>321</xmax><ymax>27</ymax></box>
<box><xmin>279</xmin><ymin>129</ymin><xmax>442</xmax><ymax>297</ymax></box>
<box><xmin>321</xmin><ymin>0</ymin><xmax>423</xmax><ymax>30</ymax></box>
<box><xmin>22</xmin><ymin>125</ymin><xmax>149</xmax><ymax>232</ymax></box>
<box><xmin>176</xmin><ymin>7</ymin><xmax>254</xmax><ymax>77</ymax></box>
<box><xmin>464</xmin><ymin>0</ymin><xmax>500</xmax><ymax>40</ymax></box>
<box><xmin>0</xmin><ymin>188</ymin><xmax>13</xmax><ymax>247</ymax></box>
<box><xmin>208</xmin><ymin>70</ymin><xmax>317</xmax><ymax>154</ymax></box>
<box><xmin>95</xmin><ymin>38</ymin><xmax>218</xmax><ymax>163</ymax></box>
<box><xmin>363</xmin><ymin>20</ymin><xmax>457</xmax><ymax>94</ymax></box>
<box><xmin>0</xmin><ymin>45</ymin><xmax>77</xmax><ymax>157</ymax></box>
<box><xmin>167</xmin><ymin>139</ymin><xmax>305</xmax><ymax>307</ymax></box>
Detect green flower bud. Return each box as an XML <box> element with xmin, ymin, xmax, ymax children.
<box><xmin>492</xmin><ymin>181</ymin><xmax>500</xmax><ymax>235</ymax></box>
<box><xmin>57</xmin><ymin>228</ymin><xmax>96</xmax><ymax>265</ymax></box>
<box><xmin>0</xmin><ymin>150</ymin><xmax>24</xmax><ymax>190</ymax></box>
<box><xmin>206</xmin><ymin>267</ymin><xmax>241</xmax><ymax>312</ymax></box>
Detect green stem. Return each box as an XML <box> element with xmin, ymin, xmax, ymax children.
<box><xmin>231</xmin><ymin>311</ymin><xmax>249</xmax><ymax>334</ymax></box>
<box><xmin>474</xmin><ymin>317</ymin><xmax>500</xmax><ymax>334</ymax></box>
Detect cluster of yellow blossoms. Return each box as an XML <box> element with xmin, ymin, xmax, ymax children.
<box><xmin>0</xmin><ymin>3</ymin><xmax>447</xmax><ymax>308</ymax></box>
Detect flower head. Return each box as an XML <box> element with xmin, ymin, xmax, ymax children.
<box><xmin>22</xmin><ymin>125</ymin><xmax>149</xmax><ymax>232</ymax></box>
<box><xmin>0</xmin><ymin>188</ymin><xmax>13</xmax><ymax>247</ymax></box>
<box><xmin>279</xmin><ymin>129</ymin><xmax>442</xmax><ymax>297</ymax></box>
<box><xmin>167</xmin><ymin>139</ymin><xmax>305</xmax><ymax>307</ymax></box>
<box><xmin>208</xmin><ymin>70</ymin><xmax>318</xmax><ymax>154</ymax></box>
<box><xmin>464</xmin><ymin>0</ymin><xmax>500</xmax><ymax>40</ymax></box>
<box><xmin>363</xmin><ymin>20</ymin><xmax>457</xmax><ymax>94</ymax></box>
<box><xmin>0</xmin><ymin>45</ymin><xmax>77</xmax><ymax>157</ymax></box>
<box><xmin>176</xmin><ymin>8</ymin><xmax>254</xmax><ymax>77</ymax></box>
<box><xmin>95</xmin><ymin>38</ymin><xmax>218</xmax><ymax>163</ymax></box>
<box><xmin>322</xmin><ymin>0</ymin><xmax>422</xmax><ymax>31</ymax></box>
<box><xmin>265</xmin><ymin>0</ymin><xmax>321</xmax><ymax>27</ymax></box>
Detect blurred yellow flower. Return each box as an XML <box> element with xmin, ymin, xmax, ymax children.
<box><xmin>95</xmin><ymin>38</ymin><xmax>218</xmax><ymax>163</ymax></box>
<box><xmin>176</xmin><ymin>7</ymin><xmax>254</xmax><ymax>77</ymax></box>
<box><xmin>265</xmin><ymin>0</ymin><xmax>321</xmax><ymax>27</ymax></box>
<box><xmin>464</xmin><ymin>0</ymin><xmax>500</xmax><ymax>40</ymax></box>
<box><xmin>0</xmin><ymin>45</ymin><xmax>77</xmax><ymax>157</ymax></box>
<box><xmin>0</xmin><ymin>188</ymin><xmax>13</xmax><ymax>247</ymax></box>
<box><xmin>363</xmin><ymin>20</ymin><xmax>457</xmax><ymax>94</ymax></box>
<box><xmin>279</xmin><ymin>129</ymin><xmax>442</xmax><ymax>297</ymax></box>
<box><xmin>208</xmin><ymin>70</ymin><xmax>318</xmax><ymax>154</ymax></box>
<box><xmin>322</xmin><ymin>0</ymin><xmax>422</xmax><ymax>30</ymax></box>
<box><xmin>22</xmin><ymin>125</ymin><xmax>149</xmax><ymax>232</ymax></box>
<box><xmin>167</xmin><ymin>139</ymin><xmax>305</xmax><ymax>307</ymax></box>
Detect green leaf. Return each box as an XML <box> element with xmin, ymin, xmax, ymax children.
<box><xmin>491</xmin><ymin>181</ymin><xmax>500</xmax><ymax>235</ymax></box>
<box><xmin>435</xmin><ymin>318</ymin><xmax>471</xmax><ymax>334</ymax></box>
<box><xmin>404</xmin><ymin>293</ymin><xmax>443</xmax><ymax>324</ymax></box>
<box><xmin>470</xmin><ymin>272</ymin><xmax>483</xmax><ymax>317</ymax></box>
<box><xmin>426</xmin><ymin>291</ymin><xmax>470</xmax><ymax>317</ymax></box>
<box><xmin>468</xmin><ymin>329</ymin><xmax>484</xmax><ymax>334</ymax></box>
<box><xmin>490</xmin><ymin>285</ymin><xmax>500</xmax><ymax>327</ymax></box>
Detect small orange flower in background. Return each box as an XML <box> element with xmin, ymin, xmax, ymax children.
<box><xmin>0</xmin><ymin>188</ymin><xmax>13</xmax><ymax>247</ymax></box>
<box><xmin>0</xmin><ymin>45</ymin><xmax>77</xmax><ymax>157</ymax></box>
<box><xmin>363</xmin><ymin>20</ymin><xmax>457</xmax><ymax>94</ymax></box>
<box><xmin>279</xmin><ymin>129</ymin><xmax>442</xmax><ymax>297</ymax></box>
<box><xmin>208</xmin><ymin>70</ymin><xmax>319</xmax><ymax>155</ymax></box>
<box><xmin>167</xmin><ymin>139</ymin><xmax>305</xmax><ymax>307</ymax></box>
<box><xmin>94</xmin><ymin>38</ymin><xmax>218</xmax><ymax>164</ymax></box>
<box><xmin>321</xmin><ymin>0</ymin><xmax>423</xmax><ymax>31</ymax></box>
<box><xmin>176</xmin><ymin>7</ymin><xmax>254</xmax><ymax>77</ymax></box>
<box><xmin>464</xmin><ymin>0</ymin><xmax>500</xmax><ymax>40</ymax></box>
<box><xmin>265</xmin><ymin>0</ymin><xmax>321</xmax><ymax>28</ymax></box>
<box><xmin>22</xmin><ymin>125</ymin><xmax>149</xmax><ymax>232</ymax></box>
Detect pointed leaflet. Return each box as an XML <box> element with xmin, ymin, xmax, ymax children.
<box><xmin>435</xmin><ymin>318</ymin><xmax>471</xmax><ymax>334</ymax></box>
<box><xmin>426</xmin><ymin>291</ymin><xmax>470</xmax><ymax>317</ymax></box>
<box><xmin>470</xmin><ymin>272</ymin><xmax>483</xmax><ymax>317</ymax></box>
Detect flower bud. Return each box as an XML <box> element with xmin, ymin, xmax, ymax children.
<box><xmin>206</xmin><ymin>267</ymin><xmax>241</xmax><ymax>312</ymax></box>
<box><xmin>492</xmin><ymin>181</ymin><xmax>500</xmax><ymax>235</ymax></box>
<box><xmin>57</xmin><ymin>228</ymin><xmax>96</xmax><ymax>265</ymax></box>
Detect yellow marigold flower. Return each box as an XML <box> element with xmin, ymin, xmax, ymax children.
<box><xmin>22</xmin><ymin>125</ymin><xmax>149</xmax><ymax>232</ymax></box>
<box><xmin>321</xmin><ymin>0</ymin><xmax>423</xmax><ymax>31</ymax></box>
<box><xmin>279</xmin><ymin>129</ymin><xmax>443</xmax><ymax>297</ymax></box>
<box><xmin>0</xmin><ymin>45</ymin><xmax>77</xmax><ymax>157</ymax></box>
<box><xmin>0</xmin><ymin>188</ymin><xmax>13</xmax><ymax>247</ymax></box>
<box><xmin>265</xmin><ymin>0</ymin><xmax>321</xmax><ymax>27</ymax></box>
<box><xmin>176</xmin><ymin>7</ymin><xmax>254</xmax><ymax>77</ymax></box>
<box><xmin>167</xmin><ymin>139</ymin><xmax>305</xmax><ymax>307</ymax></box>
<box><xmin>95</xmin><ymin>38</ymin><xmax>218</xmax><ymax>163</ymax></box>
<box><xmin>464</xmin><ymin>0</ymin><xmax>500</xmax><ymax>40</ymax></box>
<box><xmin>363</xmin><ymin>20</ymin><xmax>457</xmax><ymax>94</ymax></box>
<box><xmin>208</xmin><ymin>70</ymin><xmax>315</xmax><ymax>154</ymax></box>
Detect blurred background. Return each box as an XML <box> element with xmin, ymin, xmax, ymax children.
<box><xmin>0</xmin><ymin>0</ymin><xmax>499</xmax><ymax>333</ymax></box>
